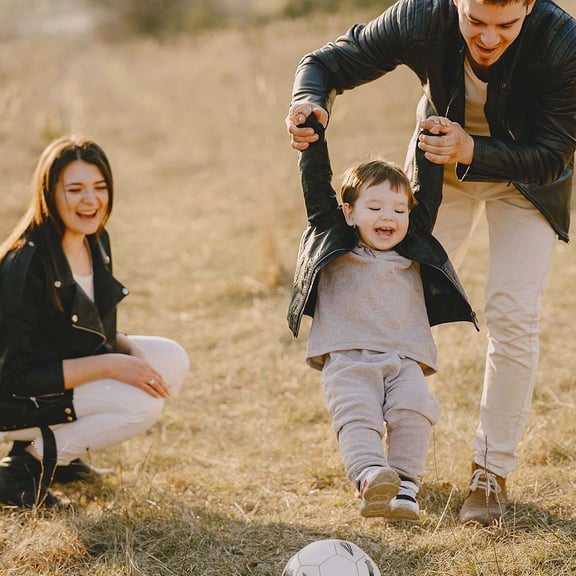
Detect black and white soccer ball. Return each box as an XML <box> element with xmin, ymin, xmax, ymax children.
<box><xmin>282</xmin><ymin>539</ymin><xmax>382</xmax><ymax>576</ymax></box>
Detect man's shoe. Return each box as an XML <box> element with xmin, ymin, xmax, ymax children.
<box><xmin>389</xmin><ymin>478</ymin><xmax>420</xmax><ymax>521</ymax></box>
<box><xmin>0</xmin><ymin>452</ymin><xmax>62</xmax><ymax>508</ymax></box>
<box><xmin>359</xmin><ymin>467</ymin><xmax>400</xmax><ymax>518</ymax></box>
<box><xmin>459</xmin><ymin>465</ymin><xmax>507</xmax><ymax>525</ymax></box>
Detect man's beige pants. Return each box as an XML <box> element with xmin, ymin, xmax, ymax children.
<box><xmin>434</xmin><ymin>171</ymin><xmax>556</xmax><ymax>477</ymax></box>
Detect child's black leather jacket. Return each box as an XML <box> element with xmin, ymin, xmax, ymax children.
<box><xmin>287</xmin><ymin>117</ymin><xmax>478</xmax><ymax>337</ymax></box>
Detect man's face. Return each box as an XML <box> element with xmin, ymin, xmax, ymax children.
<box><xmin>454</xmin><ymin>0</ymin><xmax>535</xmax><ymax>70</ymax></box>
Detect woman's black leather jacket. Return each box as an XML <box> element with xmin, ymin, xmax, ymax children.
<box><xmin>0</xmin><ymin>227</ymin><xmax>128</xmax><ymax>422</ymax></box>
<box><xmin>287</xmin><ymin>117</ymin><xmax>478</xmax><ymax>337</ymax></box>
<box><xmin>291</xmin><ymin>0</ymin><xmax>576</xmax><ymax>241</ymax></box>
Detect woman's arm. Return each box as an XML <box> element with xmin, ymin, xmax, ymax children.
<box><xmin>62</xmin><ymin>352</ymin><xmax>168</xmax><ymax>398</ymax></box>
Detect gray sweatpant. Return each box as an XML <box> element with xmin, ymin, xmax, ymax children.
<box><xmin>321</xmin><ymin>349</ymin><xmax>439</xmax><ymax>486</ymax></box>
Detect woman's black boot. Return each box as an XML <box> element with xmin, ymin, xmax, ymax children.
<box><xmin>0</xmin><ymin>450</ymin><xmax>61</xmax><ymax>507</ymax></box>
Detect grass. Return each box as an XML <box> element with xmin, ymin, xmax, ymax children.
<box><xmin>0</xmin><ymin>2</ymin><xmax>576</xmax><ymax>574</ymax></box>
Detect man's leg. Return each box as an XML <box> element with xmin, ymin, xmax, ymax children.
<box><xmin>476</xmin><ymin>194</ymin><xmax>556</xmax><ymax>475</ymax></box>
<box><xmin>459</xmin><ymin>191</ymin><xmax>556</xmax><ymax>524</ymax></box>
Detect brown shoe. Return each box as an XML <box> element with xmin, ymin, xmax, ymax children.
<box><xmin>459</xmin><ymin>464</ymin><xmax>507</xmax><ymax>525</ymax></box>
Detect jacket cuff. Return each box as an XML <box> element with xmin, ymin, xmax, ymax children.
<box><xmin>27</xmin><ymin>360</ymin><xmax>66</xmax><ymax>396</ymax></box>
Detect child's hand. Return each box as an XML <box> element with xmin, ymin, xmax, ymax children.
<box><xmin>286</xmin><ymin>103</ymin><xmax>329</xmax><ymax>150</ymax></box>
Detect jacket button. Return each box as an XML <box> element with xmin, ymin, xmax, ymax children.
<box><xmin>66</xmin><ymin>416</ymin><xmax>74</xmax><ymax>422</ymax></box>
<box><xmin>122</xmin><ymin>288</ymin><xmax>129</xmax><ymax>295</ymax></box>
<box><xmin>71</xmin><ymin>314</ymin><xmax>78</xmax><ymax>323</ymax></box>
<box><xmin>54</xmin><ymin>280</ymin><xmax>62</xmax><ymax>288</ymax></box>
<box><xmin>65</xmin><ymin>408</ymin><xmax>72</xmax><ymax>415</ymax></box>
<box><xmin>27</xmin><ymin>241</ymin><xmax>35</xmax><ymax>247</ymax></box>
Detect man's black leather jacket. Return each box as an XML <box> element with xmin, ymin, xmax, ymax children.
<box><xmin>287</xmin><ymin>117</ymin><xmax>478</xmax><ymax>337</ymax></box>
<box><xmin>291</xmin><ymin>0</ymin><xmax>576</xmax><ymax>241</ymax></box>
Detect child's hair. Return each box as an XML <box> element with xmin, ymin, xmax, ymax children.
<box><xmin>341</xmin><ymin>159</ymin><xmax>416</xmax><ymax>209</ymax></box>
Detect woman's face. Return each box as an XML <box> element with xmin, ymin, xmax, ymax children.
<box><xmin>54</xmin><ymin>160</ymin><xmax>109</xmax><ymax>240</ymax></box>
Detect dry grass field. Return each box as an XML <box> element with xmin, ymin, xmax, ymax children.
<box><xmin>0</xmin><ymin>1</ymin><xmax>576</xmax><ymax>574</ymax></box>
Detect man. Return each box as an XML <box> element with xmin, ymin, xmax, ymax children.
<box><xmin>286</xmin><ymin>0</ymin><xmax>576</xmax><ymax>525</ymax></box>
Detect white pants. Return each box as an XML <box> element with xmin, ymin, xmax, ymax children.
<box><xmin>0</xmin><ymin>336</ymin><xmax>189</xmax><ymax>465</ymax></box>
<box><xmin>434</xmin><ymin>171</ymin><xmax>556</xmax><ymax>477</ymax></box>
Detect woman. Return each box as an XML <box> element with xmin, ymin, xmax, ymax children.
<box><xmin>0</xmin><ymin>135</ymin><xmax>189</xmax><ymax>507</ymax></box>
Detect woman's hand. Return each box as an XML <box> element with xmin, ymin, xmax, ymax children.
<box><xmin>106</xmin><ymin>354</ymin><xmax>169</xmax><ymax>398</ymax></box>
<box><xmin>63</xmin><ymin>353</ymin><xmax>169</xmax><ymax>398</ymax></box>
<box><xmin>286</xmin><ymin>103</ymin><xmax>329</xmax><ymax>150</ymax></box>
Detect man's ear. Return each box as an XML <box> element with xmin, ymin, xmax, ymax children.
<box><xmin>342</xmin><ymin>203</ymin><xmax>355</xmax><ymax>226</ymax></box>
<box><xmin>526</xmin><ymin>0</ymin><xmax>536</xmax><ymax>15</ymax></box>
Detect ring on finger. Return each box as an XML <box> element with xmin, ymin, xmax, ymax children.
<box><xmin>146</xmin><ymin>378</ymin><xmax>157</xmax><ymax>386</ymax></box>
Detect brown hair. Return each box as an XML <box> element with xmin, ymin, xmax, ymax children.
<box><xmin>0</xmin><ymin>135</ymin><xmax>114</xmax><ymax>259</ymax></box>
<box><xmin>0</xmin><ymin>135</ymin><xmax>114</xmax><ymax>309</ymax></box>
<box><xmin>341</xmin><ymin>159</ymin><xmax>416</xmax><ymax>210</ymax></box>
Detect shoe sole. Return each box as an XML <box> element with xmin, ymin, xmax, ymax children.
<box><xmin>459</xmin><ymin>506</ymin><xmax>507</xmax><ymax>526</ymax></box>
<box><xmin>359</xmin><ymin>468</ymin><xmax>400</xmax><ymax>518</ymax></box>
<box><xmin>459</xmin><ymin>492</ymin><xmax>507</xmax><ymax>526</ymax></box>
<box><xmin>388</xmin><ymin>501</ymin><xmax>420</xmax><ymax>522</ymax></box>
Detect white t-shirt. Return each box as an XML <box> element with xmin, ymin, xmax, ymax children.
<box><xmin>73</xmin><ymin>271</ymin><xmax>95</xmax><ymax>302</ymax></box>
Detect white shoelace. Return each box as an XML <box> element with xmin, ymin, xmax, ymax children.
<box><xmin>469</xmin><ymin>468</ymin><xmax>501</xmax><ymax>496</ymax></box>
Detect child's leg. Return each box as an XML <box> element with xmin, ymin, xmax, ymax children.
<box><xmin>321</xmin><ymin>350</ymin><xmax>389</xmax><ymax>485</ymax></box>
<box><xmin>385</xmin><ymin>357</ymin><xmax>439</xmax><ymax>484</ymax></box>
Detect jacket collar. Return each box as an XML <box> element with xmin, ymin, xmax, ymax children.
<box><xmin>30</xmin><ymin>227</ymin><xmax>129</xmax><ymax>320</ymax></box>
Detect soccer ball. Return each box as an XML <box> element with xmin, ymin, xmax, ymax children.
<box><xmin>282</xmin><ymin>539</ymin><xmax>382</xmax><ymax>576</ymax></box>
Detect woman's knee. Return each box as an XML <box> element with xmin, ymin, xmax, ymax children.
<box><xmin>127</xmin><ymin>395</ymin><xmax>165</xmax><ymax>428</ymax></box>
<box><xmin>129</xmin><ymin>336</ymin><xmax>189</xmax><ymax>395</ymax></box>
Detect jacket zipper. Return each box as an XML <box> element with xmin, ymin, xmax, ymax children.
<box><xmin>72</xmin><ymin>322</ymin><xmax>107</xmax><ymax>343</ymax></box>
<box><xmin>12</xmin><ymin>392</ymin><xmax>65</xmax><ymax>407</ymax></box>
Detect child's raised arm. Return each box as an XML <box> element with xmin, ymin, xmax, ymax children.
<box><xmin>298</xmin><ymin>115</ymin><xmax>342</xmax><ymax>227</ymax></box>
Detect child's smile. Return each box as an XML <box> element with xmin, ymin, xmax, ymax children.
<box><xmin>342</xmin><ymin>181</ymin><xmax>410</xmax><ymax>251</ymax></box>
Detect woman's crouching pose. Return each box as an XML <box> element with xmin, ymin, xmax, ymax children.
<box><xmin>0</xmin><ymin>135</ymin><xmax>189</xmax><ymax>507</ymax></box>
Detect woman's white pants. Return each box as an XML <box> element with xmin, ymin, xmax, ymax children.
<box><xmin>1</xmin><ymin>336</ymin><xmax>189</xmax><ymax>465</ymax></box>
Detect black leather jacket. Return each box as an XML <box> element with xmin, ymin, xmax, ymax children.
<box><xmin>291</xmin><ymin>0</ymin><xmax>576</xmax><ymax>241</ymax></box>
<box><xmin>0</xmin><ymin>227</ymin><xmax>128</xmax><ymax>421</ymax></box>
<box><xmin>287</xmin><ymin>117</ymin><xmax>478</xmax><ymax>337</ymax></box>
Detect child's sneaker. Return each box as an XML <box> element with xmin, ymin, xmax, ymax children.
<box><xmin>359</xmin><ymin>467</ymin><xmax>400</xmax><ymax>518</ymax></box>
<box><xmin>389</xmin><ymin>478</ymin><xmax>420</xmax><ymax>521</ymax></box>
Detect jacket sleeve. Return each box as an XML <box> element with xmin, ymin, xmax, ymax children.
<box><xmin>298</xmin><ymin>115</ymin><xmax>344</xmax><ymax>228</ymax></box>
<box><xmin>0</xmin><ymin>249</ymin><xmax>65</xmax><ymax>398</ymax></box>
<box><xmin>292</xmin><ymin>0</ymin><xmax>576</xmax><ymax>190</ymax></box>
<box><xmin>460</xmin><ymin>64</ymin><xmax>576</xmax><ymax>185</ymax></box>
<box><xmin>290</xmin><ymin>0</ymin><xmax>438</xmax><ymax>113</ymax></box>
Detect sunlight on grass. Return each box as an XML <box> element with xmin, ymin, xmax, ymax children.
<box><xmin>0</xmin><ymin>1</ymin><xmax>575</xmax><ymax>574</ymax></box>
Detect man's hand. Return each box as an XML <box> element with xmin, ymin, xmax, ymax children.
<box><xmin>286</xmin><ymin>103</ymin><xmax>329</xmax><ymax>150</ymax></box>
<box><xmin>418</xmin><ymin>116</ymin><xmax>475</xmax><ymax>165</ymax></box>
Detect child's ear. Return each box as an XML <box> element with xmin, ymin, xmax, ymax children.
<box><xmin>342</xmin><ymin>203</ymin><xmax>354</xmax><ymax>226</ymax></box>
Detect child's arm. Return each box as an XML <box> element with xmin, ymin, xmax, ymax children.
<box><xmin>298</xmin><ymin>115</ymin><xmax>341</xmax><ymax>227</ymax></box>
<box><xmin>408</xmin><ymin>130</ymin><xmax>445</xmax><ymax>234</ymax></box>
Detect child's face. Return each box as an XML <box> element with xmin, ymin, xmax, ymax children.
<box><xmin>342</xmin><ymin>181</ymin><xmax>410</xmax><ymax>251</ymax></box>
